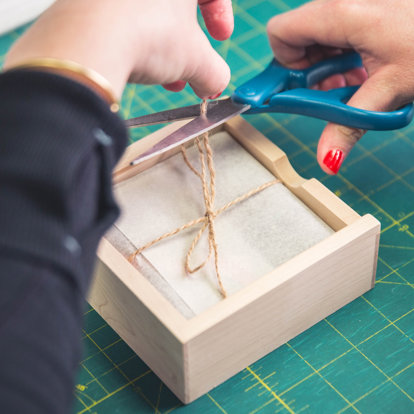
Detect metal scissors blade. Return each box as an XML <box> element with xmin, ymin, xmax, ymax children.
<box><xmin>130</xmin><ymin>98</ymin><xmax>249</xmax><ymax>165</ymax></box>
<box><xmin>126</xmin><ymin>100</ymin><xmax>225</xmax><ymax>128</ymax></box>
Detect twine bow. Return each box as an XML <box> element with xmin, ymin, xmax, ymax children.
<box><xmin>129</xmin><ymin>100</ymin><xmax>279</xmax><ymax>297</ymax></box>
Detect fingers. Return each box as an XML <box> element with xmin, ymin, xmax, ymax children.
<box><xmin>162</xmin><ymin>50</ymin><xmax>229</xmax><ymax>99</ymax></box>
<box><xmin>198</xmin><ymin>0</ymin><xmax>234</xmax><ymax>40</ymax></box>
<box><xmin>317</xmin><ymin>67</ymin><xmax>367</xmax><ymax>91</ymax></box>
<box><xmin>267</xmin><ymin>1</ymin><xmax>355</xmax><ymax>66</ymax></box>
<box><xmin>317</xmin><ymin>70</ymin><xmax>403</xmax><ymax>174</ymax></box>
<box><xmin>162</xmin><ymin>80</ymin><xmax>187</xmax><ymax>92</ymax></box>
<box><xmin>163</xmin><ymin>1</ymin><xmax>233</xmax><ymax>98</ymax></box>
<box><xmin>191</xmin><ymin>0</ymin><xmax>233</xmax><ymax>96</ymax></box>
<box><xmin>345</xmin><ymin>67</ymin><xmax>368</xmax><ymax>86</ymax></box>
<box><xmin>187</xmin><ymin>37</ymin><xmax>230</xmax><ymax>98</ymax></box>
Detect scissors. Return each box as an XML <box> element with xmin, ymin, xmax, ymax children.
<box><xmin>126</xmin><ymin>52</ymin><xmax>414</xmax><ymax>165</ymax></box>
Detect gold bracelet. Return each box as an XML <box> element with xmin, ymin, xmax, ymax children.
<box><xmin>4</xmin><ymin>58</ymin><xmax>120</xmax><ymax>113</ymax></box>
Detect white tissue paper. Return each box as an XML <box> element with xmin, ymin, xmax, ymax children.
<box><xmin>110</xmin><ymin>131</ymin><xmax>333</xmax><ymax>317</ymax></box>
<box><xmin>0</xmin><ymin>0</ymin><xmax>56</xmax><ymax>35</ymax></box>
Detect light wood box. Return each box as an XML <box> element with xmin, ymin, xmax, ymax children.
<box><xmin>89</xmin><ymin>117</ymin><xmax>380</xmax><ymax>404</ymax></box>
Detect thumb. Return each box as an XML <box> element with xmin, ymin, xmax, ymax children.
<box><xmin>186</xmin><ymin>35</ymin><xmax>230</xmax><ymax>99</ymax></box>
<box><xmin>317</xmin><ymin>70</ymin><xmax>403</xmax><ymax>174</ymax></box>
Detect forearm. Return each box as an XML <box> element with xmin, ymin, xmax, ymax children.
<box><xmin>0</xmin><ymin>70</ymin><xmax>127</xmax><ymax>412</ymax></box>
<box><xmin>0</xmin><ymin>69</ymin><xmax>126</xmax><ymax>277</ymax></box>
<box><xmin>0</xmin><ymin>257</ymin><xmax>86</xmax><ymax>413</ymax></box>
<box><xmin>3</xmin><ymin>0</ymin><xmax>135</xmax><ymax>98</ymax></box>
<box><xmin>4</xmin><ymin>0</ymin><xmax>231</xmax><ymax>100</ymax></box>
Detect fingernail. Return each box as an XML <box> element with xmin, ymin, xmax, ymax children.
<box><xmin>207</xmin><ymin>91</ymin><xmax>222</xmax><ymax>100</ymax></box>
<box><xmin>323</xmin><ymin>149</ymin><xmax>344</xmax><ymax>174</ymax></box>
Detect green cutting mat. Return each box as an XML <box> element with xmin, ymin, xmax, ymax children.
<box><xmin>1</xmin><ymin>1</ymin><xmax>413</xmax><ymax>412</ymax></box>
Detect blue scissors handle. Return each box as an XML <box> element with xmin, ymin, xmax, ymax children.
<box><xmin>248</xmin><ymin>86</ymin><xmax>414</xmax><ymax>130</ymax></box>
<box><xmin>232</xmin><ymin>52</ymin><xmax>414</xmax><ymax>131</ymax></box>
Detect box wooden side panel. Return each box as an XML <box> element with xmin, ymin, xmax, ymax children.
<box><xmin>225</xmin><ymin>117</ymin><xmax>360</xmax><ymax>230</ymax></box>
<box><xmin>89</xmin><ymin>251</ymin><xmax>188</xmax><ymax>401</ymax></box>
<box><xmin>183</xmin><ymin>214</ymin><xmax>380</xmax><ymax>403</ymax></box>
<box><xmin>294</xmin><ymin>179</ymin><xmax>361</xmax><ymax>231</ymax></box>
<box><xmin>371</xmin><ymin>231</ymin><xmax>381</xmax><ymax>288</ymax></box>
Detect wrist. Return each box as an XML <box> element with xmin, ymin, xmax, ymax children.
<box><xmin>3</xmin><ymin>58</ymin><xmax>120</xmax><ymax>112</ymax></box>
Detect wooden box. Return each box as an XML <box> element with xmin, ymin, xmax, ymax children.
<box><xmin>89</xmin><ymin>117</ymin><xmax>380</xmax><ymax>404</ymax></box>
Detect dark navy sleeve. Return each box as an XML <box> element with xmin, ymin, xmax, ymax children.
<box><xmin>0</xmin><ymin>70</ymin><xmax>128</xmax><ymax>413</ymax></box>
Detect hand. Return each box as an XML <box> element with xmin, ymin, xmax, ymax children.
<box><xmin>267</xmin><ymin>0</ymin><xmax>414</xmax><ymax>174</ymax></box>
<box><xmin>162</xmin><ymin>0</ymin><xmax>234</xmax><ymax>95</ymax></box>
<box><xmin>4</xmin><ymin>0</ymin><xmax>233</xmax><ymax>100</ymax></box>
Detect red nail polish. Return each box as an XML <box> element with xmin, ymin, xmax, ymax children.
<box><xmin>207</xmin><ymin>91</ymin><xmax>222</xmax><ymax>100</ymax></box>
<box><xmin>323</xmin><ymin>149</ymin><xmax>344</xmax><ymax>174</ymax></box>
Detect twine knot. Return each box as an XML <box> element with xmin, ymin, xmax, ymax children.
<box><xmin>205</xmin><ymin>210</ymin><xmax>215</xmax><ymax>220</ymax></box>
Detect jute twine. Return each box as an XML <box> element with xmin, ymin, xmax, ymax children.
<box><xmin>129</xmin><ymin>100</ymin><xmax>279</xmax><ymax>297</ymax></box>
